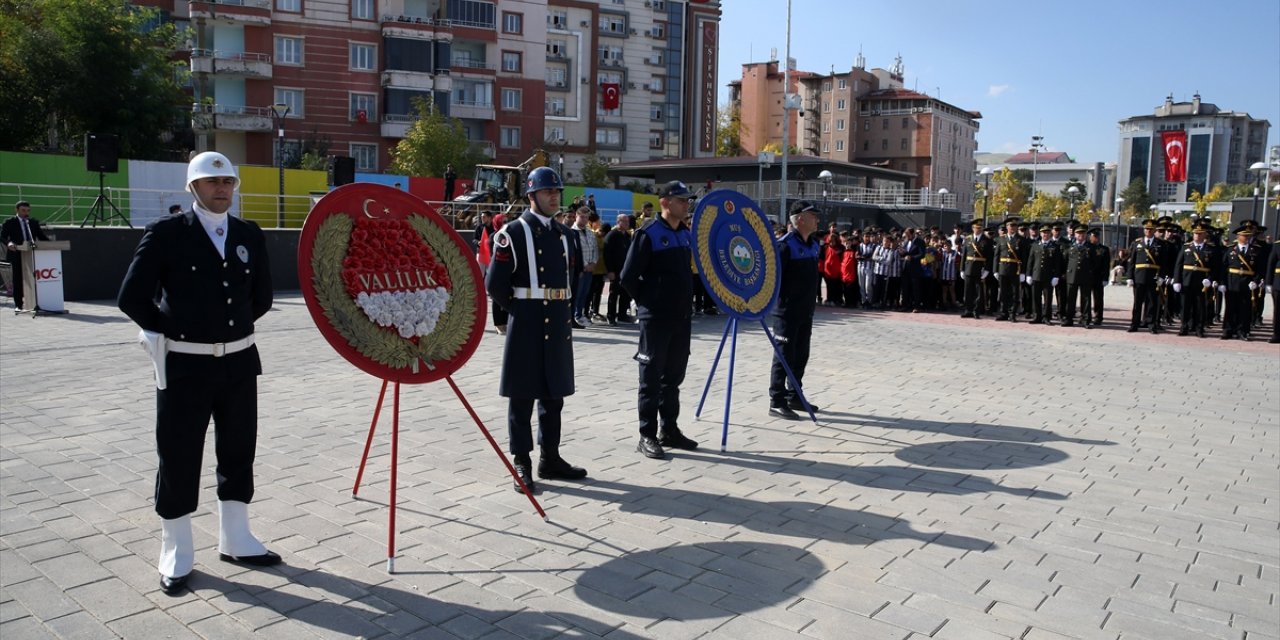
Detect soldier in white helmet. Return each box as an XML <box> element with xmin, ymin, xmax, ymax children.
<box><xmin>117</xmin><ymin>152</ymin><xmax>278</xmax><ymax>595</ymax></box>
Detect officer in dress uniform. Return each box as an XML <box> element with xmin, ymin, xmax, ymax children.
<box><xmin>768</xmin><ymin>201</ymin><xmax>822</xmax><ymax>420</ymax></box>
<box><xmin>1172</xmin><ymin>220</ymin><xmax>1216</xmax><ymax>338</ymax></box>
<box><xmin>117</xmin><ymin>152</ymin><xmax>278</xmax><ymax>596</ymax></box>
<box><xmin>1126</xmin><ymin>219</ymin><xmax>1165</xmax><ymax>333</ymax></box>
<box><xmin>1063</xmin><ymin>225</ymin><xmax>1095</xmax><ymax>327</ymax></box>
<box><xmin>1219</xmin><ymin>222</ymin><xmax>1267</xmax><ymax>341</ymax></box>
<box><xmin>1242</xmin><ymin>221</ymin><xmax>1271</xmax><ymax>325</ymax></box>
<box><xmin>1157</xmin><ymin>218</ymin><xmax>1182</xmax><ymax>325</ymax></box>
<box><xmin>1266</xmin><ymin>240</ymin><xmax>1279</xmax><ymax>344</ymax></box>
<box><xmin>1086</xmin><ymin>228</ymin><xmax>1109</xmax><ymax>326</ymax></box>
<box><xmin>994</xmin><ymin>217</ymin><xmax>1027</xmax><ymax>322</ymax></box>
<box><xmin>620</xmin><ymin>181</ymin><xmax>700</xmax><ymax>459</ymax></box>
<box><xmin>485</xmin><ymin>167</ymin><xmax>588</xmax><ymax>493</ymax></box>
<box><xmin>960</xmin><ymin>219</ymin><xmax>993</xmax><ymax>319</ymax></box>
<box><xmin>1027</xmin><ymin>224</ymin><xmax>1064</xmax><ymax>324</ymax></box>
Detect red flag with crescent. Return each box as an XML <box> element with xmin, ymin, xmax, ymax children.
<box><xmin>1161</xmin><ymin>130</ymin><xmax>1187</xmax><ymax>183</ymax></box>
<box><xmin>601</xmin><ymin>83</ymin><xmax>620</xmax><ymax>110</ymax></box>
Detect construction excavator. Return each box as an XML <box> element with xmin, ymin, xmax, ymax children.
<box><xmin>446</xmin><ymin>149</ymin><xmax>549</xmax><ymax>228</ymax></box>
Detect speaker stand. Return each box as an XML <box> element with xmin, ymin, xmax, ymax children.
<box><xmin>80</xmin><ymin>172</ymin><xmax>132</xmax><ymax>228</ymax></box>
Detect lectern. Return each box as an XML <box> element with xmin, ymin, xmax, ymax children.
<box><xmin>16</xmin><ymin>240</ymin><xmax>71</xmax><ymax>314</ymax></box>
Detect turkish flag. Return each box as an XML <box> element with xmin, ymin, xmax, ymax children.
<box><xmin>601</xmin><ymin>83</ymin><xmax>620</xmax><ymax>110</ymax></box>
<box><xmin>1161</xmin><ymin>130</ymin><xmax>1187</xmax><ymax>183</ymax></box>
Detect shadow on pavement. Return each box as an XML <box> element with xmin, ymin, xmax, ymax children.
<box><xmin>821</xmin><ymin>413</ymin><xmax>1115</xmax><ymax>446</ymax></box>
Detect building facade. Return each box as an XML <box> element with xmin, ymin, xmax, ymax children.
<box><xmin>732</xmin><ymin>54</ymin><xmax>980</xmax><ymax>211</ymax></box>
<box><xmin>134</xmin><ymin>0</ymin><xmax>719</xmax><ymax>177</ymax></box>
<box><xmin>1117</xmin><ymin>93</ymin><xmax>1271</xmax><ymax>203</ymax></box>
<box><xmin>725</xmin><ymin>59</ymin><xmax>812</xmax><ymax>156</ymax></box>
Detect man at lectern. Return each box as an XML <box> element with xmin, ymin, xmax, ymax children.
<box><xmin>117</xmin><ymin>152</ymin><xmax>279</xmax><ymax>596</ymax></box>
<box><xmin>2</xmin><ymin>200</ymin><xmax>50</xmax><ymax>312</ymax></box>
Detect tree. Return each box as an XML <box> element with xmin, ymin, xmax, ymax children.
<box><xmin>579</xmin><ymin>154</ymin><xmax>610</xmax><ymax>188</ymax></box>
<box><xmin>715</xmin><ymin>102</ymin><xmax>746</xmax><ymax>157</ymax></box>
<box><xmin>985</xmin><ymin>167</ymin><xmax>1030</xmax><ymax>217</ymax></box>
<box><xmin>286</xmin><ymin>127</ymin><xmax>332</xmax><ymax>170</ymax></box>
<box><xmin>388</xmin><ymin>97</ymin><xmax>488</xmax><ymax>178</ymax></box>
<box><xmin>1059</xmin><ymin>178</ymin><xmax>1087</xmax><ymax>199</ymax></box>
<box><xmin>1118</xmin><ymin>178</ymin><xmax>1153</xmax><ymax>222</ymax></box>
<box><xmin>0</xmin><ymin>0</ymin><xmax>188</xmax><ymax>160</ymax></box>
<box><xmin>760</xmin><ymin>142</ymin><xmax>800</xmax><ymax>155</ymax></box>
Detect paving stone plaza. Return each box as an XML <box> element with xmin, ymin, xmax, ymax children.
<box><xmin>2</xmin><ymin>294</ymin><xmax>1277</xmax><ymax>639</ymax></box>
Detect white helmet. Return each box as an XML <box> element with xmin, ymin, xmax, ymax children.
<box><xmin>185</xmin><ymin>151</ymin><xmax>239</xmax><ymax>193</ymax></box>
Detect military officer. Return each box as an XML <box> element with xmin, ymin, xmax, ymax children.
<box><xmin>1027</xmin><ymin>224</ymin><xmax>1064</xmax><ymax>324</ymax></box>
<box><xmin>1172</xmin><ymin>220</ymin><xmax>1216</xmax><ymax>338</ymax></box>
<box><xmin>117</xmin><ymin>152</ymin><xmax>278</xmax><ymax>596</ymax></box>
<box><xmin>994</xmin><ymin>217</ymin><xmax>1028</xmax><ymax>322</ymax></box>
<box><xmin>1266</xmin><ymin>240</ymin><xmax>1279</xmax><ymax>344</ymax></box>
<box><xmin>1086</xmin><ymin>228</ymin><xmax>1110</xmax><ymax>326</ymax></box>
<box><xmin>959</xmin><ymin>219</ymin><xmax>993</xmax><ymax>319</ymax></box>
<box><xmin>485</xmin><ymin>167</ymin><xmax>588</xmax><ymax>493</ymax></box>
<box><xmin>1126</xmin><ymin>219</ymin><xmax>1165</xmax><ymax>333</ymax></box>
<box><xmin>1218</xmin><ymin>222</ymin><xmax>1267</xmax><ymax>341</ymax></box>
<box><xmin>768</xmin><ymin>201</ymin><xmax>823</xmax><ymax>420</ymax></box>
<box><xmin>620</xmin><ymin>181</ymin><xmax>700</xmax><ymax>458</ymax></box>
<box><xmin>1063</xmin><ymin>225</ymin><xmax>1095</xmax><ymax>327</ymax></box>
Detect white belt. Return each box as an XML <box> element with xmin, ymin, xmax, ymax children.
<box><xmin>512</xmin><ymin>287</ymin><xmax>571</xmax><ymax>301</ymax></box>
<box><xmin>168</xmin><ymin>334</ymin><xmax>255</xmax><ymax>357</ymax></box>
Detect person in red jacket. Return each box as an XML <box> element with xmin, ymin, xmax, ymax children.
<box><xmin>819</xmin><ymin>231</ymin><xmax>844</xmax><ymax>306</ymax></box>
<box><xmin>840</xmin><ymin>231</ymin><xmax>860</xmax><ymax>308</ymax></box>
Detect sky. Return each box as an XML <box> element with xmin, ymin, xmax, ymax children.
<box><xmin>716</xmin><ymin>0</ymin><xmax>1280</xmax><ymax>165</ymax></box>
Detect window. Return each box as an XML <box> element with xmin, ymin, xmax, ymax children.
<box><xmin>276</xmin><ymin>0</ymin><xmax>300</xmax><ymax>12</ymax></box>
<box><xmin>882</xmin><ymin>119</ymin><xmax>889</xmax><ymax>130</ymax></box>
<box><xmin>649</xmin><ymin>130</ymin><xmax>663</xmax><ymax>149</ymax></box>
<box><xmin>350</xmin><ymin>92</ymin><xmax>376</xmax><ymax>121</ymax></box>
<box><xmin>597</xmin><ymin>70</ymin><xmax>622</xmax><ymax>85</ymax></box>
<box><xmin>881</xmin><ymin>139</ymin><xmax>888</xmax><ymax>150</ymax></box>
<box><xmin>351</xmin><ymin>0</ymin><xmax>373</xmax><ymax>20</ymax></box>
<box><xmin>502</xmin><ymin>12</ymin><xmax>522</xmax><ymax>34</ymax></box>
<box><xmin>351</xmin><ymin>143</ymin><xmax>377</xmax><ymax>171</ymax></box>
<box><xmin>901</xmin><ymin>138</ymin><xmax>908</xmax><ymax>150</ymax></box>
<box><xmin>545</xmin><ymin>97</ymin><xmax>565</xmax><ymax>116</ymax></box>
<box><xmin>837</xmin><ymin>98</ymin><xmax>846</xmax><ymax>110</ymax></box>
<box><xmin>350</xmin><ymin>43</ymin><xmax>375</xmax><ymax>71</ymax></box>
<box><xmin>863</xmin><ymin>140</ymin><xmax>869</xmax><ymax>151</ymax></box>
<box><xmin>864</xmin><ymin>120</ymin><xmax>870</xmax><ymax>131</ymax></box>
<box><xmin>500</xmin><ymin>126</ymin><xmax>520</xmax><ymax>148</ymax></box>
<box><xmin>838</xmin><ymin>78</ymin><xmax>847</xmax><ymax>89</ymax></box>
<box><xmin>835</xmin><ymin>140</ymin><xmax>844</xmax><ymax>152</ymax></box>
<box><xmin>596</xmin><ymin>128</ymin><xmax>622</xmax><ymax>146</ymax></box>
<box><xmin>648</xmin><ymin>49</ymin><xmax>663</xmax><ymax>65</ymax></box>
<box><xmin>822</xmin><ymin>142</ymin><xmax>829</xmax><ymax>153</ymax></box>
<box><xmin>599</xmin><ymin>45</ymin><xmax>623</xmax><ymax>63</ymax></box>
<box><xmin>649</xmin><ymin>76</ymin><xmax>664</xmax><ymax>92</ymax></box>
<box><xmin>546</xmin><ymin>125</ymin><xmax>565</xmax><ymax>141</ymax></box>
<box><xmin>823</xmin><ymin>101</ymin><xmax>830</xmax><ymax>113</ymax></box>
<box><xmin>546</xmin><ymin>67</ymin><xmax>567</xmax><ymax>87</ymax></box>
<box><xmin>902</xmin><ymin>117</ymin><xmax>909</xmax><ymax>129</ymax></box>
<box><xmin>274</xmin><ymin>88</ymin><xmax>304</xmax><ymax>117</ymax></box>
<box><xmin>502</xmin><ymin>88</ymin><xmax>521</xmax><ymax>111</ymax></box>
<box><xmin>650</xmin><ymin>103</ymin><xmax>663</xmax><ymax>121</ymax></box>
<box><xmin>836</xmin><ymin>119</ymin><xmax>844</xmax><ymax>131</ymax></box>
<box><xmin>547</xmin><ymin>39</ymin><xmax>566</xmax><ymax>57</ymax></box>
<box><xmin>501</xmin><ymin>51</ymin><xmax>521</xmax><ymax>73</ymax></box>
<box><xmin>822</xmin><ymin>122</ymin><xmax>830</xmax><ymax>133</ymax></box>
<box><xmin>548</xmin><ymin>10</ymin><xmax>567</xmax><ymax>29</ymax></box>
<box><xmin>650</xmin><ymin>23</ymin><xmax>665</xmax><ymax>39</ymax></box>
<box><xmin>275</xmin><ymin>36</ymin><xmax>303</xmax><ymax>65</ymax></box>
<box><xmin>598</xmin><ymin>14</ymin><xmax>626</xmax><ymax>34</ymax></box>
<box><xmin>822</xmin><ymin>81</ymin><xmax>831</xmax><ymax>91</ymax></box>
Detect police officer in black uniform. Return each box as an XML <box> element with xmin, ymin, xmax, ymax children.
<box><xmin>768</xmin><ymin>201</ymin><xmax>822</xmax><ymax>420</ymax></box>
<box><xmin>620</xmin><ymin>181</ymin><xmax>700</xmax><ymax>459</ymax></box>
<box><xmin>117</xmin><ymin>152</ymin><xmax>279</xmax><ymax>596</ymax></box>
<box><xmin>960</xmin><ymin>219</ymin><xmax>993</xmax><ymax>319</ymax></box>
<box><xmin>485</xmin><ymin>167</ymin><xmax>588</xmax><ymax>493</ymax></box>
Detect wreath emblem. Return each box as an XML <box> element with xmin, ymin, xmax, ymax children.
<box><xmin>694</xmin><ymin>192</ymin><xmax>778</xmax><ymax>319</ymax></box>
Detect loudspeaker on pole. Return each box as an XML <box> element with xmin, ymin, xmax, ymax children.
<box><xmin>85</xmin><ymin>133</ymin><xmax>120</xmax><ymax>173</ymax></box>
<box><xmin>332</xmin><ymin>156</ymin><xmax>356</xmax><ymax>186</ymax></box>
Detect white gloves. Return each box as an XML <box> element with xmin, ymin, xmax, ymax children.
<box><xmin>1248</xmin><ymin>281</ymin><xmax>1258</xmax><ymax>291</ymax></box>
<box><xmin>1217</xmin><ymin>284</ymin><xmax>1226</xmax><ymax>293</ymax></box>
<box><xmin>1051</xmin><ymin>277</ymin><xmax>1060</xmax><ymax>287</ymax></box>
<box><xmin>1202</xmin><ymin>278</ymin><xmax>1212</xmax><ymax>288</ymax></box>
<box><xmin>960</xmin><ymin>272</ymin><xmax>967</xmax><ymax>280</ymax></box>
<box><xmin>1128</xmin><ymin>281</ymin><xmax>1134</xmax><ymax>287</ymax></box>
<box><xmin>981</xmin><ymin>270</ymin><xmax>990</xmax><ymax>280</ymax></box>
<box><xmin>1173</xmin><ymin>283</ymin><xmax>1182</xmax><ymax>293</ymax></box>
<box><xmin>1023</xmin><ymin>275</ymin><xmax>1032</xmax><ymax>284</ymax></box>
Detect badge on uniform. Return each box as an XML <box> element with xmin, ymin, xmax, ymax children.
<box><xmin>236</xmin><ymin>245</ymin><xmax>249</xmax><ymax>262</ymax></box>
<box><xmin>494</xmin><ymin>232</ymin><xmax>510</xmax><ymax>249</ymax></box>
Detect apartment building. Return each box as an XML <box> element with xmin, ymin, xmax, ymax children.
<box><xmin>133</xmin><ymin>0</ymin><xmax>719</xmax><ymax>178</ymax></box>
<box><xmin>1117</xmin><ymin>93</ymin><xmax>1271</xmax><ymax>202</ymax></box>
<box><xmin>732</xmin><ymin>54</ymin><xmax>981</xmax><ymax>210</ymax></box>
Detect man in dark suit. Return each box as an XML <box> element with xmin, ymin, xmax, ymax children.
<box><xmin>117</xmin><ymin>152</ymin><xmax>278</xmax><ymax>596</ymax></box>
<box><xmin>2</xmin><ymin>200</ymin><xmax>51</xmax><ymax>312</ymax></box>
<box><xmin>443</xmin><ymin>164</ymin><xmax>458</xmax><ymax>202</ymax></box>
<box><xmin>485</xmin><ymin>167</ymin><xmax>587</xmax><ymax>494</ymax></box>
<box><xmin>898</xmin><ymin>227</ymin><xmax>925</xmax><ymax>312</ymax></box>
<box><xmin>603</xmin><ymin>213</ymin><xmax>634</xmax><ymax>325</ymax></box>
<box><xmin>959</xmin><ymin>219</ymin><xmax>992</xmax><ymax>319</ymax></box>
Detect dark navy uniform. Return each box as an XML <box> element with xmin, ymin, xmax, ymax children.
<box><xmin>1087</xmin><ymin>235</ymin><xmax>1109</xmax><ymax>325</ymax></box>
<box><xmin>769</xmin><ymin>230</ymin><xmax>821</xmax><ymax>408</ymax></box>
<box><xmin>117</xmin><ymin>211</ymin><xmax>272</xmax><ymax>519</ymax></box>
<box><xmin>485</xmin><ymin>210</ymin><xmax>579</xmax><ymax>456</ymax></box>
<box><xmin>1173</xmin><ymin>238</ymin><xmax>1215</xmax><ymax>336</ymax></box>
<box><xmin>1126</xmin><ymin>228</ymin><xmax>1166</xmax><ymax>332</ymax></box>
<box><xmin>960</xmin><ymin>226</ymin><xmax>993</xmax><ymax>318</ymax></box>
<box><xmin>620</xmin><ymin>216</ymin><xmax>693</xmax><ymax>439</ymax></box>
<box><xmin>1266</xmin><ymin>242</ymin><xmax>1279</xmax><ymax>343</ymax></box>
<box><xmin>1221</xmin><ymin>234</ymin><xmax>1266</xmax><ymax>340</ymax></box>
<box><xmin>1026</xmin><ymin>234</ymin><xmax>1064</xmax><ymax>324</ymax></box>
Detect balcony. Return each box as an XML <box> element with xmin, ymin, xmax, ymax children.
<box><xmin>380</xmin><ymin>14</ymin><xmax>453</xmax><ymax>42</ymax></box>
<box><xmin>381</xmin><ymin>113</ymin><xmax>415</xmax><ymax>139</ymax></box>
<box><xmin>451</xmin><ymin>100</ymin><xmax>495</xmax><ymax>121</ymax></box>
<box><xmin>450</xmin><ymin>57</ymin><xmax>495</xmax><ymax>77</ymax></box>
<box><xmin>191</xmin><ymin>103</ymin><xmax>274</xmax><ymax>133</ymax></box>
<box><xmin>381</xmin><ymin>69</ymin><xmax>435</xmax><ymax>91</ymax></box>
<box><xmin>189</xmin><ymin>0</ymin><xmax>271</xmax><ymax>26</ymax></box>
<box><xmin>545</xmin><ymin>80</ymin><xmax>569</xmax><ymax>92</ymax></box>
<box><xmin>190</xmin><ymin>50</ymin><xmax>272</xmax><ymax>79</ymax></box>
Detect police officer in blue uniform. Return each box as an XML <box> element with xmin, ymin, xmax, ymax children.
<box><xmin>768</xmin><ymin>201</ymin><xmax>822</xmax><ymax>420</ymax></box>
<box><xmin>117</xmin><ymin>152</ymin><xmax>279</xmax><ymax>596</ymax></box>
<box><xmin>620</xmin><ymin>181</ymin><xmax>700</xmax><ymax>459</ymax></box>
<box><xmin>485</xmin><ymin>167</ymin><xmax>587</xmax><ymax>493</ymax></box>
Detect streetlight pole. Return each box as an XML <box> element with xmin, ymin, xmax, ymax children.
<box><xmin>819</xmin><ymin>169</ymin><xmax>833</xmax><ymax>225</ymax></box>
<box><xmin>779</xmin><ymin>0</ymin><xmax>793</xmax><ymax>219</ymax></box>
<box><xmin>979</xmin><ymin>166</ymin><xmax>993</xmax><ymax>223</ymax></box>
<box><xmin>1114</xmin><ymin>196</ymin><xmax>1124</xmax><ymax>249</ymax></box>
<box><xmin>1030</xmin><ymin>135</ymin><xmax>1045</xmax><ymax>197</ymax></box>
<box><xmin>1250</xmin><ymin>161</ymin><xmax>1267</xmax><ymax>220</ymax></box>
<box><xmin>1067</xmin><ymin>185</ymin><xmax>1080</xmax><ymax>221</ymax></box>
<box><xmin>270</xmin><ymin>103</ymin><xmax>291</xmax><ymax>228</ymax></box>
<box><xmin>558</xmin><ymin>154</ymin><xmax>565</xmax><ymax>181</ymax></box>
